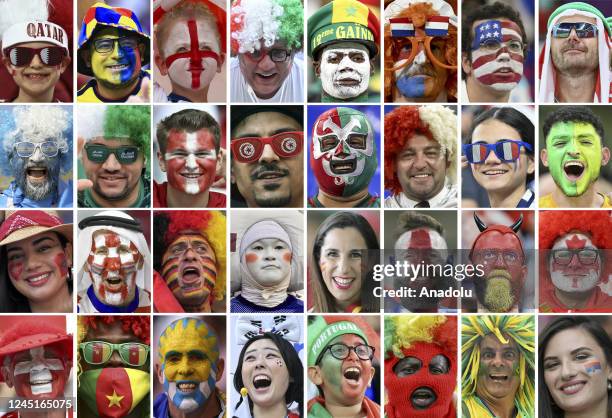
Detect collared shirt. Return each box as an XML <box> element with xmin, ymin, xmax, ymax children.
<box><xmin>77</xmin><ymin>285</ymin><xmax>151</xmax><ymax>313</ymax></box>
<box><xmin>385</xmin><ymin>181</ymin><xmax>457</xmax><ymax>208</ymax></box>
<box><xmin>0</xmin><ymin>179</ymin><xmax>72</xmax><ymax>208</ymax></box>
<box><xmin>230</xmin><ymin>57</ymin><xmax>304</xmax><ymax>103</ymax></box>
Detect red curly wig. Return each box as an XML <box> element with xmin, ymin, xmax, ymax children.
<box><xmin>80</xmin><ymin>316</ymin><xmax>150</xmax><ymax>345</ymax></box>
<box><xmin>384</xmin><ymin>106</ymin><xmax>435</xmax><ymax>194</ymax></box>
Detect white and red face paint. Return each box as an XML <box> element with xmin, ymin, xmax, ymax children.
<box><xmin>394</xmin><ymin>228</ymin><xmax>448</xmax><ymax>264</ymax></box>
<box><xmin>11</xmin><ymin>346</ymin><xmax>66</xmax><ymax>398</ymax></box>
<box><xmin>550</xmin><ymin>233</ymin><xmax>601</xmax><ymax>292</ymax></box>
<box><xmin>87</xmin><ymin>231</ymin><xmax>141</xmax><ymax>306</ymax></box>
<box><xmin>470</xmin><ymin>19</ymin><xmax>524</xmax><ymax>91</ymax></box>
<box><xmin>163</xmin><ymin>19</ymin><xmax>221</xmax><ymax>91</ymax></box>
<box><xmin>164</xmin><ymin>129</ymin><xmax>217</xmax><ymax>195</ymax></box>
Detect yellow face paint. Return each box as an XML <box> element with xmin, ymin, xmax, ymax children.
<box><xmin>90</xmin><ymin>27</ymin><xmax>141</xmax><ymax>86</ymax></box>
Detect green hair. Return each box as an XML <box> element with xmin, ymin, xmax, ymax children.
<box><xmin>104</xmin><ymin>105</ymin><xmax>151</xmax><ymax>155</ymax></box>
<box><xmin>277</xmin><ymin>0</ymin><xmax>303</xmax><ymax>49</ymax></box>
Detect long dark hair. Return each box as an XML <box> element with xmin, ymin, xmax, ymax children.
<box><xmin>468</xmin><ymin>107</ymin><xmax>535</xmax><ymax>184</ymax></box>
<box><xmin>310</xmin><ymin>211</ymin><xmax>380</xmax><ymax>313</ymax></box>
<box><xmin>539</xmin><ymin>317</ymin><xmax>612</xmax><ymax>418</ymax></box>
<box><xmin>1</xmin><ymin>232</ymin><xmax>73</xmax><ymax>313</ymax></box>
<box><xmin>233</xmin><ymin>332</ymin><xmax>303</xmax><ymax>418</ymax></box>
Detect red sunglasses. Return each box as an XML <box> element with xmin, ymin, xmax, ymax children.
<box><xmin>231</xmin><ymin>132</ymin><xmax>303</xmax><ymax>163</ymax></box>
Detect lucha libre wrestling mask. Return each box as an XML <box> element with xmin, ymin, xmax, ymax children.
<box><xmin>310</xmin><ymin>107</ymin><xmax>377</xmax><ymax>198</ymax></box>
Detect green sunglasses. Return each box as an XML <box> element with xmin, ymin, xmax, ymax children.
<box><xmin>84</xmin><ymin>143</ymin><xmax>140</xmax><ymax>164</ymax></box>
<box><xmin>79</xmin><ymin>341</ymin><xmax>150</xmax><ymax>367</ymax></box>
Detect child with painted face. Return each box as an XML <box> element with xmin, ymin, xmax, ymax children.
<box><xmin>539</xmin><ymin>316</ymin><xmax>612</xmax><ymax>418</ymax></box>
<box><xmin>0</xmin><ymin>210</ymin><xmax>72</xmax><ymax>313</ymax></box>
<box><xmin>463</xmin><ymin>107</ymin><xmax>535</xmax><ymax>208</ymax></box>
<box><xmin>78</xmin><ymin>315</ymin><xmax>151</xmax><ymax>418</ymax></box>
<box><xmin>231</xmin><ymin>219</ymin><xmax>303</xmax><ymax>313</ymax></box>
<box><xmin>307</xmin><ymin>316</ymin><xmax>379</xmax><ymax>418</ymax></box>
<box><xmin>0</xmin><ymin>0</ymin><xmax>71</xmax><ymax>102</ymax></box>
<box><xmin>308</xmin><ymin>107</ymin><xmax>380</xmax><ymax>208</ymax></box>
<box><xmin>233</xmin><ymin>316</ymin><xmax>303</xmax><ymax>418</ymax></box>
<box><xmin>77</xmin><ymin>3</ymin><xmax>150</xmax><ymax>103</ymax></box>
<box><xmin>154</xmin><ymin>317</ymin><xmax>225</xmax><ymax>418</ymax></box>
<box><xmin>154</xmin><ymin>0</ymin><xmax>226</xmax><ymax>103</ymax></box>
<box><xmin>540</xmin><ymin>106</ymin><xmax>612</xmax><ymax>208</ymax></box>
<box><xmin>154</xmin><ymin>109</ymin><xmax>225</xmax><ymax>208</ymax></box>
<box><xmin>0</xmin><ymin>318</ymin><xmax>72</xmax><ymax>417</ymax></box>
<box><xmin>310</xmin><ymin>211</ymin><xmax>380</xmax><ymax>313</ymax></box>
<box><xmin>539</xmin><ymin>210</ymin><xmax>612</xmax><ymax>312</ymax></box>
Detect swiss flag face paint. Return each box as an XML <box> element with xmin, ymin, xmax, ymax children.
<box><xmin>12</xmin><ymin>346</ymin><xmax>67</xmax><ymax>399</ymax></box>
<box><xmin>164</xmin><ymin>129</ymin><xmax>217</xmax><ymax>195</ymax></box>
<box><xmin>471</xmin><ymin>19</ymin><xmax>524</xmax><ymax>91</ymax></box>
<box><xmin>550</xmin><ymin>232</ymin><xmax>601</xmax><ymax>292</ymax></box>
<box><xmin>164</xmin><ymin>19</ymin><xmax>221</xmax><ymax>90</ymax></box>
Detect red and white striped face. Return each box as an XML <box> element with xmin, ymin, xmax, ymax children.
<box><xmin>87</xmin><ymin>230</ymin><xmax>142</xmax><ymax>306</ymax></box>
<box><xmin>469</xmin><ymin>19</ymin><xmax>524</xmax><ymax>92</ymax></box>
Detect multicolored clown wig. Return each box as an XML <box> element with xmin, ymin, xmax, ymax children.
<box><xmin>153</xmin><ymin>210</ymin><xmax>227</xmax><ymax>306</ymax></box>
<box><xmin>230</xmin><ymin>0</ymin><xmax>303</xmax><ymax>55</ymax></box>
<box><xmin>310</xmin><ymin>107</ymin><xmax>377</xmax><ymax>198</ymax></box>
<box><xmin>158</xmin><ymin>318</ymin><xmax>220</xmax><ymax>413</ymax></box>
<box><xmin>461</xmin><ymin>315</ymin><xmax>535</xmax><ymax>418</ymax></box>
<box><xmin>384</xmin><ymin>105</ymin><xmax>456</xmax><ymax>195</ymax></box>
<box><xmin>384</xmin><ymin>315</ymin><xmax>457</xmax><ymax>418</ymax></box>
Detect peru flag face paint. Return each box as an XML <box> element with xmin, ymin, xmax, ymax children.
<box><xmin>12</xmin><ymin>346</ymin><xmax>66</xmax><ymax>398</ymax></box>
<box><xmin>471</xmin><ymin>19</ymin><xmax>524</xmax><ymax>91</ymax></box>
<box><xmin>87</xmin><ymin>231</ymin><xmax>140</xmax><ymax>306</ymax></box>
<box><xmin>164</xmin><ymin>129</ymin><xmax>217</xmax><ymax>195</ymax></box>
<box><xmin>163</xmin><ymin>19</ymin><xmax>221</xmax><ymax>91</ymax></box>
<box><xmin>550</xmin><ymin>232</ymin><xmax>601</xmax><ymax>292</ymax></box>
<box><xmin>310</xmin><ymin>107</ymin><xmax>376</xmax><ymax>197</ymax></box>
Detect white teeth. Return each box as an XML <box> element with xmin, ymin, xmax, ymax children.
<box><xmin>345</xmin><ymin>367</ymin><xmax>360</xmax><ymax>373</ymax></box>
<box><xmin>27</xmin><ymin>273</ymin><xmax>49</xmax><ymax>283</ymax></box>
<box><xmin>562</xmin><ymin>383</ymin><xmax>584</xmax><ymax>393</ymax></box>
<box><xmin>254</xmin><ymin>375</ymin><xmax>270</xmax><ymax>382</ymax></box>
<box><xmin>412</xmin><ymin>174</ymin><xmax>430</xmax><ymax>178</ymax></box>
<box><xmin>334</xmin><ymin>277</ymin><xmax>354</xmax><ymax>285</ymax></box>
<box><xmin>565</xmin><ymin>161</ymin><xmax>584</xmax><ymax>167</ymax></box>
<box><xmin>484</xmin><ymin>170</ymin><xmax>507</xmax><ymax>175</ymax></box>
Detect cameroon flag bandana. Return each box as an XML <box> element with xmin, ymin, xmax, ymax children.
<box><xmin>79</xmin><ymin>368</ymin><xmax>150</xmax><ymax>418</ymax></box>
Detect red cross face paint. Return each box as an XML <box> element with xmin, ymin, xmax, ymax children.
<box><xmin>164</xmin><ymin>129</ymin><xmax>218</xmax><ymax>195</ymax></box>
<box><xmin>87</xmin><ymin>231</ymin><xmax>141</xmax><ymax>306</ymax></box>
<box><xmin>550</xmin><ymin>232</ymin><xmax>601</xmax><ymax>292</ymax></box>
<box><xmin>161</xmin><ymin>234</ymin><xmax>217</xmax><ymax>306</ymax></box>
<box><xmin>163</xmin><ymin>19</ymin><xmax>221</xmax><ymax>91</ymax></box>
<box><xmin>12</xmin><ymin>346</ymin><xmax>67</xmax><ymax>399</ymax></box>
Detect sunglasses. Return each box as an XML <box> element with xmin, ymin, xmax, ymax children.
<box><xmin>231</xmin><ymin>132</ymin><xmax>303</xmax><ymax>163</ymax></box>
<box><xmin>93</xmin><ymin>37</ymin><xmax>139</xmax><ymax>54</ymax></box>
<box><xmin>80</xmin><ymin>341</ymin><xmax>149</xmax><ymax>367</ymax></box>
<box><xmin>463</xmin><ymin>140</ymin><xmax>532</xmax><ymax>164</ymax></box>
<box><xmin>5</xmin><ymin>46</ymin><xmax>66</xmax><ymax>67</ymax></box>
<box><xmin>13</xmin><ymin>141</ymin><xmax>67</xmax><ymax>158</ymax></box>
<box><xmin>243</xmin><ymin>48</ymin><xmax>292</xmax><ymax>63</ymax></box>
<box><xmin>84</xmin><ymin>143</ymin><xmax>140</xmax><ymax>164</ymax></box>
<box><xmin>551</xmin><ymin>22</ymin><xmax>598</xmax><ymax>38</ymax></box>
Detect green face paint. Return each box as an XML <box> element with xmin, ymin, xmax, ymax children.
<box><xmin>546</xmin><ymin>122</ymin><xmax>603</xmax><ymax>197</ymax></box>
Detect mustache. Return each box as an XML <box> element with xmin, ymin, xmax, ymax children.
<box><xmin>249</xmin><ymin>163</ymin><xmax>289</xmax><ymax>180</ymax></box>
<box><xmin>561</xmin><ymin>41</ymin><xmax>587</xmax><ymax>53</ymax></box>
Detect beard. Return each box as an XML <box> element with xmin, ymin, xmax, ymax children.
<box><xmin>475</xmin><ymin>273</ymin><xmax>520</xmax><ymax>312</ymax></box>
<box><xmin>12</xmin><ymin>156</ymin><xmax>60</xmax><ymax>201</ymax></box>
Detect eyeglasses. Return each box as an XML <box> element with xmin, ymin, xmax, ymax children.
<box><xmin>80</xmin><ymin>341</ymin><xmax>150</xmax><ymax>367</ymax></box>
<box><xmin>13</xmin><ymin>141</ymin><xmax>67</xmax><ymax>158</ymax></box>
<box><xmin>551</xmin><ymin>22</ymin><xmax>598</xmax><ymax>39</ymax></box>
<box><xmin>463</xmin><ymin>140</ymin><xmax>532</xmax><ymax>164</ymax></box>
<box><xmin>231</xmin><ymin>132</ymin><xmax>303</xmax><ymax>163</ymax></box>
<box><xmin>317</xmin><ymin>343</ymin><xmax>375</xmax><ymax>364</ymax></box>
<box><xmin>392</xmin><ymin>36</ymin><xmax>457</xmax><ymax>72</ymax></box>
<box><xmin>5</xmin><ymin>46</ymin><xmax>66</xmax><ymax>67</ymax></box>
<box><xmin>473</xmin><ymin>249</ymin><xmax>523</xmax><ymax>265</ymax></box>
<box><xmin>93</xmin><ymin>37</ymin><xmax>139</xmax><ymax>54</ymax></box>
<box><xmin>243</xmin><ymin>47</ymin><xmax>292</xmax><ymax>63</ymax></box>
<box><xmin>84</xmin><ymin>143</ymin><xmax>140</xmax><ymax>164</ymax></box>
<box><xmin>551</xmin><ymin>248</ymin><xmax>600</xmax><ymax>265</ymax></box>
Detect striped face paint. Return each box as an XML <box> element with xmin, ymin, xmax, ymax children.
<box><xmin>87</xmin><ymin>231</ymin><xmax>141</xmax><ymax>306</ymax></box>
<box><xmin>471</xmin><ymin>19</ymin><xmax>524</xmax><ymax>91</ymax></box>
<box><xmin>584</xmin><ymin>360</ymin><xmax>603</xmax><ymax>375</ymax></box>
<box><xmin>165</xmin><ymin>130</ymin><xmax>217</xmax><ymax>195</ymax></box>
<box><xmin>550</xmin><ymin>233</ymin><xmax>600</xmax><ymax>292</ymax></box>
<box><xmin>12</xmin><ymin>346</ymin><xmax>66</xmax><ymax>398</ymax></box>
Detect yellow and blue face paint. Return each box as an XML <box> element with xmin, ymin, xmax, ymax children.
<box><xmin>90</xmin><ymin>28</ymin><xmax>141</xmax><ymax>86</ymax></box>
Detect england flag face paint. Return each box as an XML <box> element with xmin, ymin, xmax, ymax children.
<box><xmin>550</xmin><ymin>233</ymin><xmax>601</xmax><ymax>293</ymax></box>
<box><xmin>12</xmin><ymin>346</ymin><xmax>66</xmax><ymax>398</ymax></box>
<box><xmin>470</xmin><ymin>19</ymin><xmax>524</xmax><ymax>91</ymax></box>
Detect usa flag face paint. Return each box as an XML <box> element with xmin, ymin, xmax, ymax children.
<box><xmin>470</xmin><ymin>19</ymin><xmax>524</xmax><ymax>91</ymax></box>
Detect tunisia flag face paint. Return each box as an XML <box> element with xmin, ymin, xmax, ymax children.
<box><xmin>470</xmin><ymin>19</ymin><xmax>524</xmax><ymax>91</ymax></box>
<box><xmin>12</xmin><ymin>346</ymin><xmax>67</xmax><ymax>398</ymax></box>
<box><xmin>164</xmin><ymin>129</ymin><xmax>218</xmax><ymax>195</ymax></box>
<box><xmin>163</xmin><ymin>19</ymin><xmax>221</xmax><ymax>91</ymax></box>
<box><xmin>550</xmin><ymin>232</ymin><xmax>601</xmax><ymax>292</ymax></box>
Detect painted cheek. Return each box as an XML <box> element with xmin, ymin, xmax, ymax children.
<box><xmin>245</xmin><ymin>253</ymin><xmax>258</xmax><ymax>263</ymax></box>
<box><xmin>167</xmin><ymin>159</ymin><xmax>187</xmax><ymax>191</ymax></box>
<box><xmin>54</xmin><ymin>252</ymin><xmax>69</xmax><ymax>278</ymax></box>
<box><xmin>282</xmin><ymin>252</ymin><xmax>292</xmax><ymax>263</ymax></box>
<box><xmin>8</xmin><ymin>261</ymin><xmax>24</xmax><ymax>280</ymax></box>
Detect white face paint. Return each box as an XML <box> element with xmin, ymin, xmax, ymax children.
<box><xmin>549</xmin><ymin>233</ymin><xmax>601</xmax><ymax>293</ymax></box>
<box><xmin>319</xmin><ymin>42</ymin><xmax>370</xmax><ymax>99</ymax></box>
<box><xmin>164</xmin><ymin>132</ymin><xmax>217</xmax><ymax>195</ymax></box>
<box><xmin>166</xmin><ymin>378</ymin><xmax>214</xmax><ymax>412</ymax></box>
<box><xmin>13</xmin><ymin>347</ymin><xmax>64</xmax><ymax>395</ymax></box>
<box><xmin>394</xmin><ymin>228</ymin><xmax>449</xmax><ymax>264</ymax></box>
<box><xmin>163</xmin><ymin>18</ymin><xmax>221</xmax><ymax>91</ymax></box>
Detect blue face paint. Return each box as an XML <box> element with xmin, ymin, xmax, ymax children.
<box><xmin>163</xmin><ymin>360</ymin><xmax>218</xmax><ymax>412</ymax></box>
<box><xmin>397</xmin><ymin>75</ymin><xmax>426</xmax><ymax>98</ymax></box>
<box><xmin>118</xmin><ymin>45</ymin><xmax>137</xmax><ymax>83</ymax></box>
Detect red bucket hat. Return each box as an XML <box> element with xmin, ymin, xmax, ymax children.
<box><xmin>0</xmin><ymin>211</ymin><xmax>72</xmax><ymax>248</ymax></box>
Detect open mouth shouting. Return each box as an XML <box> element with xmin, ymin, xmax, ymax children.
<box><xmin>343</xmin><ymin>365</ymin><xmax>362</xmax><ymax>387</ymax></box>
<box><xmin>180</xmin><ymin>265</ymin><xmax>204</xmax><ymax>293</ymax></box>
<box><xmin>104</xmin><ymin>274</ymin><xmax>125</xmax><ymax>292</ymax></box>
<box><xmin>411</xmin><ymin>387</ymin><xmax>437</xmax><ymax>410</ymax></box>
<box><xmin>563</xmin><ymin>160</ymin><xmax>585</xmax><ymax>182</ymax></box>
<box><xmin>26</xmin><ymin>167</ymin><xmax>48</xmax><ymax>184</ymax></box>
<box><xmin>176</xmin><ymin>380</ymin><xmax>199</xmax><ymax>394</ymax></box>
<box><xmin>488</xmin><ymin>372</ymin><xmax>510</xmax><ymax>384</ymax></box>
<box><xmin>24</xmin><ymin>271</ymin><xmax>52</xmax><ymax>288</ymax></box>
<box><xmin>253</xmin><ymin>374</ymin><xmax>272</xmax><ymax>391</ymax></box>
<box><xmin>558</xmin><ymin>379</ymin><xmax>587</xmax><ymax>396</ymax></box>
<box><xmin>330</xmin><ymin>158</ymin><xmax>356</xmax><ymax>174</ymax></box>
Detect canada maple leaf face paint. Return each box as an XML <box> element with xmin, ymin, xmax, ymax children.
<box><xmin>87</xmin><ymin>230</ymin><xmax>141</xmax><ymax>306</ymax></box>
<box><xmin>550</xmin><ymin>232</ymin><xmax>601</xmax><ymax>292</ymax></box>
<box><xmin>163</xmin><ymin>19</ymin><xmax>221</xmax><ymax>91</ymax></box>
<box><xmin>165</xmin><ymin>129</ymin><xmax>217</xmax><ymax>195</ymax></box>
<box><xmin>12</xmin><ymin>346</ymin><xmax>66</xmax><ymax>398</ymax></box>
<box><xmin>470</xmin><ymin>19</ymin><xmax>524</xmax><ymax>91</ymax></box>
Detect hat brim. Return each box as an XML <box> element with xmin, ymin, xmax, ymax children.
<box><xmin>0</xmin><ymin>224</ymin><xmax>73</xmax><ymax>248</ymax></box>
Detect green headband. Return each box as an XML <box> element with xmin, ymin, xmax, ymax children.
<box><xmin>548</xmin><ymin>2</ymin><xmax>612</xmax><ymax>37</ymax></box>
